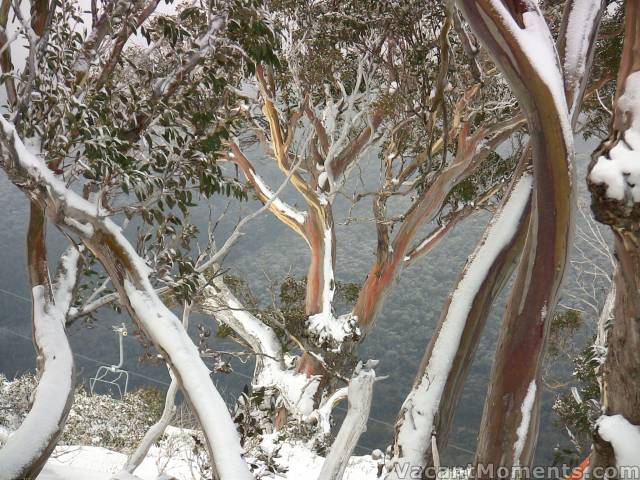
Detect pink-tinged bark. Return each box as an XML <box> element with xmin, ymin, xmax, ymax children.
<box><xmin>390</xmin><ymin>4</ymin><xmax>608</xmax><ymax>462</ymax></box>
<box><xmin>353</xmin><ymin>114</ymin><xmax>525</xmax><ymax>331</ymax></box>
<box><xmin>389</xmin><ymin>164</ymin><xmax>532</xmax><ymax>477</ymax></box>
<box><xmin>454</xmin><ymin>0</ymin><xmax>576</xmax><ymax>470</ymax></box>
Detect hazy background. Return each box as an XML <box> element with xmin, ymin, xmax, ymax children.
<box><xmin>0</xmin><ymin>133</ymin><xmax>607</xmax><ymax>465</ymax></box>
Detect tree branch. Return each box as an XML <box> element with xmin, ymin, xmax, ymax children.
<box><xmin>0</xmin><ymin>203</ymin><xmax>74</xmax><ymax>479</ymax></box>
<box><xmin>0</xmin><ymin>118</ymin><xmax>252</xmax><ymax>480</ymax></box>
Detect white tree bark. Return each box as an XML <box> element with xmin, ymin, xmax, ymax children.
<box><xmin>318</xmin><ymin>361</ymin><xmax>376</xmax><ymax>480</ymax></box>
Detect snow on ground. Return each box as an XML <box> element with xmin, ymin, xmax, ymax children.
<box><xmin>39</xmin><ymin>426</ymin><xmax>207</xmax><ymax>480</ymax></box>
<box><xmin>37</xmin><ymin>427</ymin><xmax>478</xmax><ymax>480</ymax></box>
<box><xmin>258</xmin><ymin>434</ymin><xmax>381</xmax><ymax>480</ymax></box>
<box><xmin>38</xmin><ymin>428</ymin><xmax>383</xmax><ymax>480</ymax></box>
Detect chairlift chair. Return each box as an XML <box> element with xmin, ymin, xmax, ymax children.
<box><xmin>89</xmin><ymin>323</ymin><xmax>130</xmax><ymax>399</ymax></box>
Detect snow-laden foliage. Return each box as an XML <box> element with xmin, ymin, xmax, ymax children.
<box><xmin>0</xmin><ymin>0</ymin><xmax>628</xmax><ymax>477</ymax></box>
<box><xmin>0</xmin><ymin>374</ymin><xmax>163</xmax><ymax>453</ymax></box>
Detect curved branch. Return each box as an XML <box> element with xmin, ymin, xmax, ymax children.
<box><xmin>0</xmin><ymin>118</ymin><xmax>252</xmax><ymax>480</ymax></box>
<box><xmin>0</xmin><ymin>203</ymin><xmax>74</xmax><ymax>479</ymax></box>
<box><xmin>226</xmin><ymin>142</ymin><xmax>307</xmax><ymax>239</ymax></box>
<box><xmin>455</xmin><ymin>0</ymin><xmax>574</xmax><ymax>469</ymax></box>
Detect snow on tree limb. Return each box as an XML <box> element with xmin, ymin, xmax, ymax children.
<box><xmin>308</xmin><ymin>387</ymin><xmax>348</xmax><ymax>435</ymax></box>
<box><xmin>389</xmin><ymin>169</ymin><xmax>533</xmax><ymax>476</ymax></box>
<box><xmin>0</xmin><ymin>118</ymin><xmax>252</xmax><ymax>480</ymax></box>
<box><xmin>200</xmin><ymin>279</ymin><xmax>284</xmax><ymax>381</ymax></box>
<box><xmin>455</xmin><ymin>0</ymin><xmax>576</xmax><ymax>468</ymax></box>
<box><xmin>319</xmin><ymin>361</ymin><xmax>376</xmax><ymax>480</ymax></box>
<box><xmin>199</xmin><ymin>279</ymin><xmax>322</xmax><ymax>417</ymax></box>
<box><xmin>557</xmin><ymin>0</ymin><xmax>606</xmax><ymax>124</ymax></box>
<box><xmin>225</xmin><ymin>142</ymin><xmax>307</xmax><ymax>238</ymax></box>
<box><xmin>123</xmin><ymin>303</ymin><xmax>193</xmax><ymax>475</ymax></box>
<box><xmin>0</xmin><ymin>204</ymin><xmax>74</xmax><ymax>479</ymax></box>
<box><xmin>53</xmin><ymin>245</ymin><xmax>83</xmax><ymax>317</ymax></box>
<box><xmin>596</xmin><ymin>415</ymin><xmax>640</xmax><ymax>471</ymax></box>
<box><xmin>590</xmin><ymin>71</ymin><xmax>640</xmax><ymax>204</ymax></box>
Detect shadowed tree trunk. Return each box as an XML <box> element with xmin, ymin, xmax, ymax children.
<box><xmin>454</xmin><ymin>0</ymin><xmax>577</xmax><ymax>471</ymax></box>
<box><xmin>587</xmin><ymin>1</ymin><xmax>640</xmax><ymax>473</ymax></box>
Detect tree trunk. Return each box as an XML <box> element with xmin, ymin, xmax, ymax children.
<box><xmin>454</xmin><ymin>1</ymin><xmax>575</xmax><ymax>470</ymax></box>
<box><xmin>390</xmin><ymin>164</ymin><xmax>532</xmax><ymax>478</ymax></box>
<box><xmin>588</xmin><ymin>2</ymin><xmax>640</xmax><ymax>471</ymax></box>
<box><xmin>304</xmin><ymin>205</ymin><xmax>335</xmax><ymax>317</ymax></box>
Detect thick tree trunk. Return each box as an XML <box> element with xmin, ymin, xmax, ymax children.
<box><xmin>391</xmin><ymin>158</ymin><xmax>532</xmax><ymax>476</ymax></box>
<box><xmin>389</xmin><ymin>164</ymin><xmax>532</xmax><ymax>478</ymax></box>
<box><xmin>587</xmin><ymin>2</ymin><xmax>640</xmax><ymax>472</ymax></box>
<box><xmin>304</xmin><ymin>205</ymin><xmax>335</xmax><ymax>317</ymax></box>
<box><xmin>454</xmin><ymin>1</ymin><xmax>575</xmax><ymax>471</ymax></box>
<box><xmin>590</xmin><ymin>232</ymin><xmax>640</xmax><ymax>474</ymax></box>
<box><xmin>600</xmin><ymin>232</ymin><xmax>640</xmax><ymax>423</ymax></box>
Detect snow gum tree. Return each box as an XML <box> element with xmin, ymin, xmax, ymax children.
<box><xmin>587</xmin><ymin>0</ymin><xmax>640</xmax><ymax>475</ymax></box>
<box><xmin>0</xmin><ymin>0</ymin><xmax>631</xmax><ymax>479</ymax></box>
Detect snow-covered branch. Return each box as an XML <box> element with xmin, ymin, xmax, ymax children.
<box><xmin>318</xmin><ymin>361</ymin><xmax>376</xmax><ymax>480</ymax></box>
<box><xmin>558</xmin><ymin>0</ymin><xmax>606</xmax><ymax>124</ymax></box>
<box><xmin>199</xmin><ymin>277</ymin><xmax>321</xmax><ymax>417</ymax></box>
<box><xmin>123</xmin><ymin>303</ymin><xmax>191</xmax><ymax>475</ymax></box>
<box><xmin>225</xmin><ymin>142</ymin><xmax>307</xmax><ymax>239</ymax></box>
<box><xmin>199</xmin><ymin>278</ymin><xmax>284</xmax><ymax>382</ymax></box>
<box><xmin>52</xmin><ymin>245</ymin><xmax>83</xmax><ymax>317</ymax></box>
<box><xmin>0</xmin><ymin>204</ymin><xmax>74</xmax><ymax>479</ymax></box>
<box><xmin>390</xmin><ymin>168</ymin><xmax>532</xmax><ymax>476</ymax></box>
<box><xmin>0</xmin><ymin>118</ymin><xmax>252</xmax><ymax>480</ymax></box>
